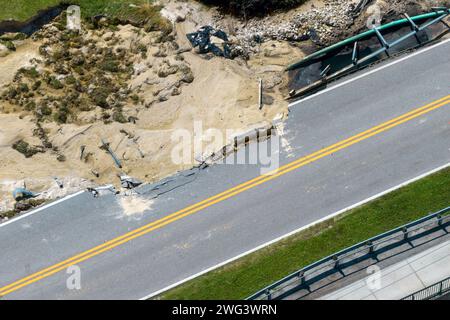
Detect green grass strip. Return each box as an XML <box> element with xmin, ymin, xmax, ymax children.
<box><xmin>160</xmin><ymin>166</ymin><xmax>450</xmax><ymax>300</ymax></box>
<box><xmin>0</xmin><ymin>0</ymin><xmax>149</xmax><ymax>22</ymax></box>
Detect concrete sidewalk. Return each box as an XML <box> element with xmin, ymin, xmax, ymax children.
<box><xmin>320</xmin><ymin>240</ymin><xmax>450</xmax><ymax>300</ymax></box>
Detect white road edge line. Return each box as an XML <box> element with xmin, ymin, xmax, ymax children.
<box><xmin>0</xmin><ymin>191</ymin><xmax>85</xmax><ymax>228</ymax></box>
<box><xmin>140</xmin><ymin>162</ymin><xmax>450</xmax><ymax>300</ymax></box>
<box><xmin>288</xmin><ymin>38</ymin><xmax>450</xmax><ymax>107</ymax></box>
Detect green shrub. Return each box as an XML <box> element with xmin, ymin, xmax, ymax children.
<box><xmin>1</xmin><ymin>40</ymin><xmax>16</xmax><ymax>51</ymax></box>
<box><xmin>90</xmin><ymin>87</ymin><xmax>110</xmax><ymax>109</ymax></box>
<box><xmin>0</xmin><ymin>32</ymin><xmax>27</xmax><ymax>41</ymax></box>
<box><xmin>130</xmin><ymin>94</ymin><xmax>140</xmax><ymax>104</ymax></box>
<box><xmin>24</xmin><ymin>101</ymin><xmax>36</xmax><ymax>111</ymax></box>
<box><xmin>12</xmin><ymin>140</ymin><xmax>42</xmax><ymax>158</ymax></box>
<box><xmin>18</xmin><ymin>83</ymin><xmax>29</xmax><ymax>93</ymax></box>
<box><xmin>39</xmin><ymin>104</ymin><xmax>53</xmax><ymax>116</ymax></box>
<box><xmin>53</xmin><ymin>105</ymin><xmax>70</xmax><ymax>123</ymax></box>
<box><xmin>0</xmin><ymin>210</ymin><xmax>17</xmax><ymax>219</ymax></box>
<box><xmin>48</xmin><ymin>77</ymin><xmax>64</xmax><ymax>90</ymax></box>
<box><xmin>65</xmin><ymin>75</ymin><xmax>77</xmax><ymax>85</ymax></box>
<box><xmin>32</xmin><ymin>80</ymin><xmax>42</xmax><ymax>91</ymax></box>
<box><xmin>100</xmin><ymin>59</ymin><xmax>120</xmax><ymax>73</ymax></box>
<box><xmin>6</xmin><ymin>87</ymin><xmax>18</xmax><ymax>99</ymax></box>
<box><xmin>19</xmin><ymin>67</ymin><xmax>40</xmax><ymax>79</ymax></box>
<box><xmin>113</xmin><ymin>110</ymin><xmax>127</xmax><ymax>123</ymax></box>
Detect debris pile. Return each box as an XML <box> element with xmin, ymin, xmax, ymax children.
<box><xmin>120</xmin><ymin>175</ymin><xmax>143</xmax><ymax>189</ymax></box>
<box><xmin>228</xmin><ymin>0</ymin><xmax>359</xmax><ymax>52</ymax></box>
<box><xmin>87</xmin><ymin>185</ymin><xmax>117</xmax><ymax>198</ymax></box>
<box><xmin>187</xmin><ymin>26</ymin><xmax>232</xmax><ymax>58</ymax></box>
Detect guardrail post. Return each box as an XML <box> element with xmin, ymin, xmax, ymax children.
<box><xmin>366</xmin><ymin>240</ymin><xmax>374</xmax><ymax>254</ymax></box>
<box><xmin>402</xmin><ymin>227</ymin><xmax>408</xmax><ymax>240</ymax></box>
<box><xmin>437</xmin><ymin>215</ymin><xmax>442</xmax><ymax>227</ymax></box>
<box><xmin>404</xmin><ymin>13</ymin><xmax>419</xmax><ymax>31</ymax></box>
<box><xmin>352</xmin><ymin>41</ymin><xmax>359</xmax><ymax>65</ymax></box>
<box><xmin>333</xmin><ymin>255</ymin><xmax>339</xmax><ymax>269</ymax></box>
<box><xmin>298</xmin><ymin>271</ymin><xmax>305</xmax><ymax>286</ymax></box>
<box><xmin>266</xmin><ymin>289</ymin><xmax>271</xmax><ymax>300</ymax></box>
<box><xmin>320</xmin><ymin>65</ymin><xmax>331</xmax><ymax>78</ymax></box>
<box><xmin>403</xmin><ymin>12</ymin><xmax>421</xmax><ymax>43</ymax></box>
<box><xmin>374</xmin><ymin>27</ymin><xmax>390</xmax><ymax>50</ymax></box>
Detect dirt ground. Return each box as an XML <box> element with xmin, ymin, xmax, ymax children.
<box><xmin>0</xmin><ymin>0</ymin><xmax>306</xmax><ymax>213</ymax></box>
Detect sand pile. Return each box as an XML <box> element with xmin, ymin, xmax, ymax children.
<box><xmin>0</xmin><ymin>1</ymin><xmax>304</xmax><ymax>214</ymax></box>
<box><xmin>117</xmin><ymin>195</ymin><xmax>154</xmax><ymax>220</ymax></box>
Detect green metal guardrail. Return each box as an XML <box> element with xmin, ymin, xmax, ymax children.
<box><xmin>286</xmin><ymin>7</ymin><xmax>450</xmax><ymax>100</ymax></box>
<box><xmin>247</xmin><ymin>206</ymin><xmax>450</xmax><ymax>300</ymax></box>
<box><xmin>286</xmin><ymin>8</ymin><xmax>450</xmax><ymax>71</ymax></box>
<box><xmin>402</xmin><ymin>276</ymin><xmax>450</xmax><ymax>300</ymax></box>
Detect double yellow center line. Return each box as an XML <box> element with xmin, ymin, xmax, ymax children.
<box><xmin>1</xmin><ymin>94</ymin><xmax>449</xmax><ymax>297</ymax></box>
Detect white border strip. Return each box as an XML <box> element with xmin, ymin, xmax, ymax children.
<box><xmin>289</xmin><ymin>38</ymin><xmax>450</xmax><ymax>107</ymax></box>
<box><xmin>0</xmin><ymin>190</ymin><xmax>85</xmax><ymax>228</ymax></box>
<box><xmin>141</xmin><ymin>162</ymin><xmax>450</xmax><ymax>300</ymax></box>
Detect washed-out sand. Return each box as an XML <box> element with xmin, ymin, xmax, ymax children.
<box><xmin>117</xmin><ymin>195</ymin><xmax>154</xmax><ymax>218</ymax></box>
<box><xmin>0</xmin><ymin>2</ymin><xmax>306</xmax><ymax>213</ymax></box>
<box><xmin>0</xmin><ymin>40</ymin><xmax>41</xmax><ymax>88</ymax></box>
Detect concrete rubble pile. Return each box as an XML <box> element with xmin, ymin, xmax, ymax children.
<box><xmin>214</xmin><ymin>0</ymin><xmax>449</xmax><ymax>55</ymax></box>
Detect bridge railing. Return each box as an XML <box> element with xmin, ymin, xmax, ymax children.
<box><xmin>247</xmin><ymin>206</ymin><xmax>450</xmax><ymax>300</ymax></box>
<box><xmin>287</xmin><ymin>8</ymin><xmax>450</xmax><ymax>100</ymax></box>
<box><xmin>402</xmin><ymin>276</ymin><xmax>450</xmax><ymax>300</ymax></box>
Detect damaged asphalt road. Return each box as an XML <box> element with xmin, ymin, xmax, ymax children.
<box><xmin>0</xmin><ymin>39</ymin><xmax>449</xmax><ymax>299</ymax></box>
